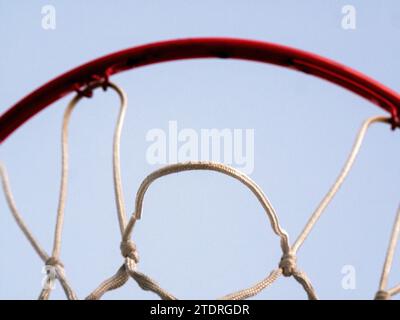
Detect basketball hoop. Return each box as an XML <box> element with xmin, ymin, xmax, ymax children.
<box><xmin>0</xmin><ymin>38</ymin><xmax>399</xmax><ymax>300</ymax></box>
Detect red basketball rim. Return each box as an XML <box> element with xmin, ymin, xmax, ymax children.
<box><xmin>1</xmin><ymin>37</ymin><xmax>399</xmax><ymax>143</ymax></box>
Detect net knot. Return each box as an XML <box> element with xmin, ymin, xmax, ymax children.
<box><xmin>279</xmin><ymin>253</ymin><xmax>297</xmax><ymax>277</ymax></box>
<box><xmin>374</xmin><ymin>290</ymin><xmax>390</xmax><ymax>300</ymax></box>
<box><xmin>45</xmin><ymin>257</ymin><xmax>64</xmax><ymax>268</ymax></box>
<box><xmin>120</xmin><ymin>240</ymin><xmax>139</xmax><ymax>263</ymax></box>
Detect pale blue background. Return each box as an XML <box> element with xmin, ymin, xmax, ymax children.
<box><xmin>0</xmin><ymin>1</ymin><xmax>399</xmax><ymax>299</ymax></box>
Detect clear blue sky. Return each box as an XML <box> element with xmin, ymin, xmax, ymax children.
<box><xmin>0</xmin><ymin>1</ymin><xmax>399</xmax><ymax>299</ymax></box>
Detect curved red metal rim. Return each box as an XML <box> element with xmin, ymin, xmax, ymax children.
<box><xmin>1</xmin><ymin>38</ymin><xmax>399</xmax><ymax>143</ymax></box>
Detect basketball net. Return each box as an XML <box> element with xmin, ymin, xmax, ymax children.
<box><xmin>1</xmin><ymin>81</ymin><xmax>399</xmax><ymax>300</ymax></box>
